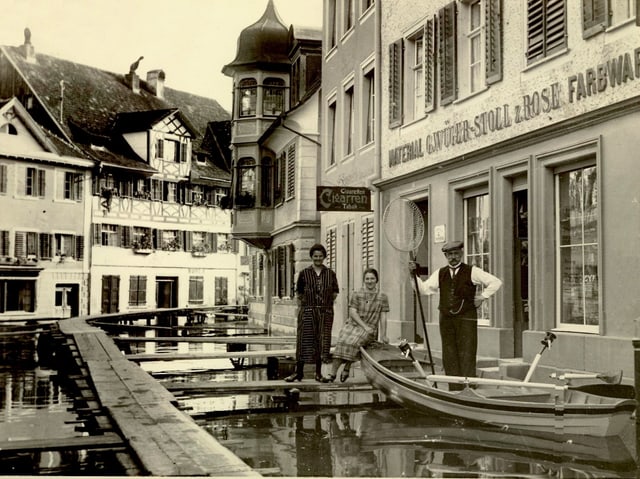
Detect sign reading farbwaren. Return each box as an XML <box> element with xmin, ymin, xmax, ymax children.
<box><xmin>316</xmin><ymin>186</ymin><xmax>371</xmax><ymax>212</ymax></box>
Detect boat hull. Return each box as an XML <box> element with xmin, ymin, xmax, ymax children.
<box><xmin>360</xmin><ymin>344</ymin><xmax>636</xmax><ymax>437</ymax></box>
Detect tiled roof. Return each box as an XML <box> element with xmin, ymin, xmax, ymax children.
<box><xmin>2</xmin><ymin>45</ymin><xmax>229</xmax><ymax>143</ymax></box>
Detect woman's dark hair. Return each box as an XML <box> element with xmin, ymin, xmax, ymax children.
<box><xmin>309</xmin><ymin>243</ymin><xmax>327</xmax><ymax>258</ymax></box>
<box><xmin>362</xmin><ymin>267</ymin><xmax>379</xmax><ymax>282</ymax></box>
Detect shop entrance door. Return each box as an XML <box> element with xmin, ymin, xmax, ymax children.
<box><xmin>156</xmin><ymin>277</ymin><xmax>178</xmax><ymax>308</ymax></box>
<box><xmin>513</xmin><ymin>190</ymin><xmax>529</xmax><ymax>357</ymax></box>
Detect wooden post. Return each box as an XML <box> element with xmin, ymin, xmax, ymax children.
<box><xmin>633</xmin><ymin>338</ymin><xmax>640</xmax><ymax>424</ymax></box>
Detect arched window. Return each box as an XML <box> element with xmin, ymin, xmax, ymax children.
<box><xmin>235</xmin><ymin>157</ymin><xmax>256</xmax><ymax>208</ymax></box>
<box><xmin>261</xmin><ymin>157</ymin><xmax>273</xmax><ymax>207</ymax></box>
<box><xmin>263</xmin><ymin>78</ymin><xmax>285</xmax><ymax>116</ymax></box>
<box><xmin>238</xmin><ymin>78</ymin><xmax>257</xmax><ymax>117</ymax></box>
<box><xmin>0</xmin><ymin>123</ymin><xmax>17</xmax><ymax>135</ymax></box>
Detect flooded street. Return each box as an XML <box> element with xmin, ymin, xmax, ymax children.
<box><xmin>1</xmin><ymin>321</ymin><xmax>639</xmax><ymax>477</ymax></box>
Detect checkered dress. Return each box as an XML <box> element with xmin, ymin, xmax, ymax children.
<box><xmin>332</xmin><ymin>289</ymin><xmax>389</xmax><ymax>362</ymax></box>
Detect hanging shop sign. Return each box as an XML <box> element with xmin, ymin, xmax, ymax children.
<box><xmin>316</xmin><ymin>186</ymin><xmax>371</xmax><ymax>212</ymax></box>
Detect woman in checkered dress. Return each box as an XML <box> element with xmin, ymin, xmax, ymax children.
<box><xmin>327</xmin><ymin>268</ymin><xmax>389</xmax><ymax>382</ymax></box>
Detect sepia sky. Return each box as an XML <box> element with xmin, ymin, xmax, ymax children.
<box><xmin>0</xmin><ymin>0</ymin><xmax>323</xmax><ymax>111</ymax></box>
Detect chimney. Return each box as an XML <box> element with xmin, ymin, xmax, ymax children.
<box><xmin>146</xmin><ymin>69</ymin><xmax>165</xmax><ymax>99</ymax></box>
<box><xmin>21</xmin><ymin>28</ymin><xmax>36</xmax><ymax>63</ymax></box>
<box><xmin>125</xmin><ymin>56</ymin><xmax>144</xmax><ymax>94</ymax></box>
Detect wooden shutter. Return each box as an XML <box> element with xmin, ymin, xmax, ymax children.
<box><xmin>361</xmin><ymin>217</ymin><xmax>374</xmax><ymax>268</ymax></box>
<box><xmin>1</xmin><ymin>231</ymin><xmax>9</xmax><ymax>256</ymax></box>
<box><xmin>75</xmin><ymin>235</ymin><xmax>84</xmax><ymax>260</ymax></box>
<box><xmin>485</xmin><ymin>0</ymin><xmax>503</xmax><ymax>85</ymax></box>
<box><xmin>39</xmin><ymin>233</ymin><xmax>52</xmax><ymax>259</ymax></box>
<box><xmin>38</xmin><ymin>169</ymin><xmax>46</xmax><ymax>197</ymax></box>
<box><xmin>439</xmin><ymin>2</ymin><xmax>457</xmax><ymax>106</ymax></box>
<box><xmin>388</xmin><ymin>39</ymin><xmax>403</xmax><ymax>128</ymax></box>
<box><xmin>527</xmin><ymin>0</ymin><xmax>566</xmax><ymax>62</ymax></box>
<box><xmin>424</xmin><ymin>18</ymin><xmax>437</xmax><ymax>113</ymax></box>
<box><xmin>121</xmin><ymin>226</ymin><xmax>132</xmax><ymax>248</ymax></box>
<box><xmin>286</xmin><ymin>144</ymin><xmax>295</xmax><ymax>199</ymax></box>
<box><xmin>288</xmin><ymin>244</ymin><xmax>295</xmax><ymax>296</ymax></box>
<box><xmin>326</xmin><ymin>228</ymin><xmax>337</xmax><ymax>272</ymax></box>
<box><xmin>15</xmin><ymin>231</ymin><xmax>26</xmax><ymax>257</ymax></box>
<box><xmin>210</xmin><ymin>234</ymin><xmax>218</xmax><ymax>253</ymax></box>
<box><xmin>582</xmin><ymin>0</ymin><xmax>607</xmax><ymax>38</ymax></box>
<box><xmin>0</xmin><ymin>164</ymin><xmax>6</xmax><ymax>193</ymax></box>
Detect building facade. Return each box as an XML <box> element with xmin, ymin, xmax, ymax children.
<box><xmin>321</xmin><ymin>0</ymin><xmax>380</xmax><ymax>335</ymax></box>
<box><xmin>0</xmin><ymin>29</ymin><xmax>240</xmax><ymax>320</ymax></box>
<box><xmin>224</xmin><ymin>1</ymin><xmax>323</xmax><ymax>334</ymax></box>
<box><xmin>376</xmin><ymin>0</ymin><xmax>639</xmax><ymax>374</ymax></box>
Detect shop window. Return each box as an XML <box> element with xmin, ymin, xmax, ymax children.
<box><xmin>464</xmin><ymin>193</ymin><xmax>492</xmax><ymax>323</ymax></box>
<box><xmin>363</xmin><ymin>67</ymin><xmax>375</xmax><ymax>144</ymax></box>
<box><xmin>239</xmin><ymin>78</ymin><xmax>257</xmax><ymax>117</ymax></box>
<box><xmin>263</xmin><ymin>78</ymin><xmax>285</xmax><ymax>116</ymax></box>
<box><xmin>26</xmin><ymin>167</ymin><xmax>45</xmax><ymax>197</ymax></box>
<box><xmin>189</xmin><ymin>276</ymin><xmax>204</xmax><ymax>304</ymax></box>
<box><xmin>129</xmin><ymin>276</ymin><xmax>147</xmax><ymax>306</ymax></box>
<box><xmin>0</xmin><ymin>279</ymin><xmax>35</xmax><ymax>312</ymax></box>
<box><xmin>235</xmin><ymin>157</ymin><xmax>256</xmax><ymax>208</ymax></box>
<box><xmin>526</xmin><ymin>0</ymin><xmax>566</xmax><ymax>64</ymax></box>
<box><xmin>556</xmin><ymin>165</ymin><xmax>599</xmax><ymax>331</ymax></box>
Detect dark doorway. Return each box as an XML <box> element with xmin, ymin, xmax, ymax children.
<box><xmin>101</xmin><ymin>275</ymin><xmax>120</xmax><ymax>314</ymax></box>
<box><xmin>55</xmin><ymin>283</ymin><xmax>79</xmax><ymax>318</ymax></box>
<box><xmin>513</xmin><ymin>190</ymin><xmax>529</xmax><ymax>357</ymax></box>
<box><xmin>156</xmin><ymin>277</ymin><xmax>178</xmax><ymax>308</ymax></box>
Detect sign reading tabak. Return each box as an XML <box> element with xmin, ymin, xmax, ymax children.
<box><xmin>316</xmin><ymin>186</ymin><xmax>371</xmax><ymax>212</ymax></box>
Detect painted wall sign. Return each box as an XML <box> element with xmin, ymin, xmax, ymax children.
<box><xmin>316</xmin><ymin>186</ymin><xmax>371</xmax><ymax>212</ymax></box>
<box><xmin>389</xmin><ymin>46</ymin><xmax>640</xmax><ymax>167</ymax></box>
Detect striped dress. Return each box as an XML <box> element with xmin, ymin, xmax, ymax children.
<box><xmin>295</xmin><ymin>265</ymin><xmax>339</xmax><ymax>363</ymax></box>
<box><xmin>332</xmin><ymin>289</ymin><xmax>389</xmax><ymax>361</ymax></box>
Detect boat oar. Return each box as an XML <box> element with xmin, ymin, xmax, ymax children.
<box><xmin>523</xmin><ymin>332</ymin><xmax>557</xmax><ymax>383</ymax></box>
<box><xmin>550</xmin><ymin>370</ymin><xmax>623</xmax><ymax>384</ymax></box>
<box><xmin>427</xmin><ymin>374</ymin><xmax>567</xmax><ymax>392</ymax></box>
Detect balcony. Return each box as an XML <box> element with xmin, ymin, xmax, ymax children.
<box><xmin>232</xmin><ymin>208</ymin><xmax>274</xmax><ymax>249</ymax></box>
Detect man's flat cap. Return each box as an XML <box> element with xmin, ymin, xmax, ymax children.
<box><xmin>442</xmin><ymin>241</ymin><xmax>464</xmax><ymax>252</ymax></box>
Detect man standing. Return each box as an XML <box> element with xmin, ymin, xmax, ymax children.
<box><xmin>409</xmin><ymin>241</ymin><xmax>502</xmax><ymax>390</ymax></box>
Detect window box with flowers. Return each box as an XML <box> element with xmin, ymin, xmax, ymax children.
<box><xmin>132</xmin><ymin>235</ymin><xmax>153</xmax><ymax>254</ymax></box>
<box><xmin>191</xmin><ymin>243</ymin><xmax>210</xmax><ymax>257</ymax></box>
<box><xmin>162</xmin><ymin>238</ymin><xmax>182</xmax><ymax>252</ymax></box>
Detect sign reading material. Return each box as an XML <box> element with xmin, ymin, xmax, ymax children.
<box><xmin>316</xmin><ymin>186</ymin><xmax>371</xmax><ymax>212</ymax></box>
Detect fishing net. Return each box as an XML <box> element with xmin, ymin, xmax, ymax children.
<box><xmin>382</xmin><ymin>197</ymin><xmax>425</xmax><ymax>253</ymax></box>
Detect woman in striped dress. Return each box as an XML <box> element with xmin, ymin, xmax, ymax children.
<box><xmin>285</xmin><ymin>244</ymin><xmax>339</xmax><ymax>382</ymax></box>
<box><xmin>327</xmin><ymin>268</ymin><xmax>389</xmax><ymax>382</ymax></box>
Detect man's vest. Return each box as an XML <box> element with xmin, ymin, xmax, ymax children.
<box><xmin>438</xmin><ymin>263</ymin><xmax>477</xmax><ymax>317</ymax></box>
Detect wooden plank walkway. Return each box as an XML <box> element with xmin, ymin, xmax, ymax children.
<box><xmin>0</xmin><ymin>434</ymin><xmax>124</xmax><ymax>453</ymax></box>
<box><xmin>163</xmin><ymin>378</ymin><xmax>373</xmax><ymax>394</ymax></box>
<box><xmin>114</xmin><ymin>335</ymin><xmax>295</xmax><ymax>344</ymax></box>
<box><xmin>127</xmin><ymin>348</ymin><xmax>295</xmax><ymax>362</ymax></box>
<box><xmin>58</xmin><ymin>317</ymin><xmax>259</xmax><ymax>477</ymax></box>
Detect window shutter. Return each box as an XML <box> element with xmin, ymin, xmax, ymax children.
<box><xmin>582</xmin><ymin>0</ymin><xmax>607</xmax><ymax>38</ymax></box>
<box><xmin>361</xmin><ymin>217</ymin><xmax>374</xmax><ymax>268</ymax></box>
<box><xmin>439</xmin><ymin>2</ymin><xmax>457</xmax><ymax>106</ymax></box>
<box><xmin>15</xmin><ymin>231</ymin><xmax>26</xmax><ymax>257</ymax></box>
<box><xmin>388</xmin><ymin>39</ymin><xmax>404</xmax><ymax>128</ymax></box>
<box><xmin>39</xmin><ymin>233</ymin><xmax>51</xmax><ymax>259</ymax></box>
<box><xmin>152</xmin><ymin>229</ymin><xmax>159</xmax><ymax>249</ymax></box>
<box><xmin>485</xmin><ymin>0</ymin><xmax>503</xmax><ymax>85</ymax></box>
<box><xmin>1</xmin><ymin>231</ymin><xmax>9</xmax><ymax>256</ymax></box>
<box><xmin>0</xmin><ymin>164</ymin><xmax>7</xmax><ymax>193</ymax></box>
<box><xmin>186</xmin><ymin>231</ymin><xmax>193</xmax><ymax>249</ymax></box>
<box><xmin>38</xmin><ymin>169</ymin><xmax>46</xmax><ymax>197</ymax></box>
<box><xmin>527</xmin><ymin>0</ymin><xmax>566</xmax><ymax>62</ymax></box>
<box><xmin>210</xmin><ymin>234</ymin><xmax>218</xmax><ymax>253</ymax></box>
<box><xmin>424</xmin><ymin>18</ymin><xmax>437</xmax><ymax>113</ymax></box>
<box><xmin>121</xmin><ymin>226</ymin><xmax>131</xmax><ymax>248</ymax></box>
<box><xmin>286</xmin><ymin>144</ymin><xmax>296</xmax><ymax>199</ymax></box>
<box><xmin>75</xmin><ymin>235</ymin><xmax>84</xmax><ymax>260</ymax></box>
<box><xmin>93</xmin><ymin>223</ymin><xmax>101</xmax><ymax>246</ymax></box>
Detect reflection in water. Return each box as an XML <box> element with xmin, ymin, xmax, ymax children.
<box><xmin>203</xmin><ymin>407</ymin><xmax>638</xmax><ymax>478</ymax></box>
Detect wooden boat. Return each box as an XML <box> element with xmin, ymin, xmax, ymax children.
<box><xmin>360</xmin><ymin>343</ymin><xmax>637</xmax><ymax>437</ymax></box>
<box><xmin>359</xmin><ymin>409</ymin><xmax>638</xmax><ymax>477</ymax></box>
